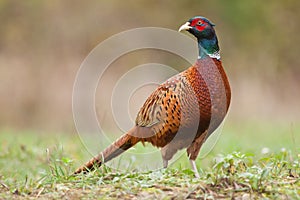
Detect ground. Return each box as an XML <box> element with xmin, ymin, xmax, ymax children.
<box><xmin>0</xmin><ymin>121</ymin><xmax>299</xmax><ymax>199</ymax></box>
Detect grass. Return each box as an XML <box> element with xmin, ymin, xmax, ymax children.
<box><xmin>0</xmin><ymin>121</ymin><xmax>299</xmax><ymax>199</ymax></box>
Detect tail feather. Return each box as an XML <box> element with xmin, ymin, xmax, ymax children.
<box><xmin>74</xmin><ymin>129</ymin><xmax>139</xmax><ymax>174</ymax></box>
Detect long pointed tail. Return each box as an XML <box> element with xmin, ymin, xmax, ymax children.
<box><xmin>74</xmin><ymin>129</ymin><xmax>139</xmax><ymax>174</ymax></box>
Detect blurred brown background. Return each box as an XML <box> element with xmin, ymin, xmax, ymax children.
<box><xmin>0</xmin><ymin>0</ymin><xmax>299</xmax><ymax>133</ymax></box>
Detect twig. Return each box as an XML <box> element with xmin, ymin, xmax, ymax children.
<box><xmin>0</xmin><ymin>182</ymin><xmax>9</xmax><ymax>190</ymax></box>
<box><xmin>36</xmin><ymin>187</ymin><xmax>44</xmax><ymax>198</ymax></box>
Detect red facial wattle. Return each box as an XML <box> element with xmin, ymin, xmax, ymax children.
<box><xmin>190</xmin><ymin>19</ymin><xmax>207</xmax><ymax>32</ymax></box>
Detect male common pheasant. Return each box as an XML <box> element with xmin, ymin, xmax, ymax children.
<box><xmin>74</xmin><ymin>16</ymin><xmax>231</xmax><ymax>177</ymax></box>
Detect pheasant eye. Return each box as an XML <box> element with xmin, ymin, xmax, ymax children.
<box><xmin>197</xmin><ymin>21</ymin><xmax>203</xmax><ymax>25</ymax></box>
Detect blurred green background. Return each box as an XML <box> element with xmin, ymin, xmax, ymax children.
<box><xmin>0</xmin><ymin>0</ymin><xmax>299</xmax><ymax>153</ymax></box>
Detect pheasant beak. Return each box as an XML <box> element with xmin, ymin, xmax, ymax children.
<box><xmin>178</xmin><ymin>22</ymin><xmax>192</xmax><ymax>32</ymax></box>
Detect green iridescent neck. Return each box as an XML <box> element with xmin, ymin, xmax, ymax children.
<box><xmin>198</xmin><ymin>36</ymin><xmax>220</xmax><ymax>60</ymax></box>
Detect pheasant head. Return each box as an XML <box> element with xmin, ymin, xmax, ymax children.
<box><xmin>179</xmin><ymin>16</ymin><xmax>220</xmax><ymax>60</ymax></box>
